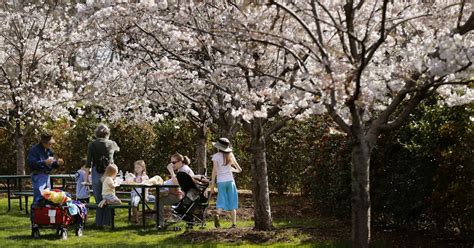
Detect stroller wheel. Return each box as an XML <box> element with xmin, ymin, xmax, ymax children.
<box><xmin>59</xmin><ymin>229</ymin><xmax>68</xmax><ymax>240</ymax></box>
<box><xmin>32</xmin><ymin>228</ymin><xmax>40</xmax><ymax>239</ymax></box>
<box><xmin>76</xmin><ymin>227</ymin><xmax>83</xmax><ymax>237</ymax></box>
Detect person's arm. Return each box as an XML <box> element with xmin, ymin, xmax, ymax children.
<box><xmin>167</xmin><ymin>163</ymin><xmax>176</xmax><ymax>178</ymax></box>
<box><xmin>107</xmin><ymin>177</ymin><xmax>120</xmax><ymax>188</ymax></box>
<box><xmin>112</xmin><ymin>141</ymin><xmax>120</xmax><ymax>152</ymax></box>
<box><xmin>27</xmin><ymin>147</ymin><xmax>50</xmax><ymax>172</ymax></box>
<box><xmin>84</xmin><ymin>169</ymin><xmax>90</xmax><ymax>184</ymax></box>
<box><xmin>210</xmin><ymin>160</ymin><xmax>217</xmax><ymax>192</ymax></box>
<box><xmin>48</xmin><ymin>150</ymin><xmax>64</xmax><ymax>169</ymax></box>
<box><xmin>168</xmin><ymin>177</ymin><xmax>181</xmax><ymax>196</ymax></box>
<box><xmin>51</xmin><ymin>162</ymin><xmax>59</xmax><ymax>169</ymax></box>
<box><xmin>231</xmin><ymin>153</ymin><xmax>242</xmax><ymax>173</ymax></box>
<box><xmin>143</xmin><ymin>175</ymin><xmax>150</xmax><ymax>197</ymax></box>
<box><xmin>86</xmin><ymin>143</ymin><xmax>93</xmax><ymax>168</ymax></box>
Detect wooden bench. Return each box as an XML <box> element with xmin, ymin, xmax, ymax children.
<box><xmin>13</xmin><ymin>191</ymin><xmax>34</xmax><ymax>214</ymax></box>
<box><xmin>85</xmin><ymin>203</ymin><xmax>132</xmax><ymax>229</ymax></box>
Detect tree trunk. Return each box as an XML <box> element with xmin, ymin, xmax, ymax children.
<box><xmin>195</xmin><ymin>125</ymin><xmax>207</xmax><ymax>175</ymax></box>
<box><xmin>249</xmin><ymin>122</ymin><xmax>273</xmax><ymax>231</ymax></box>
<box><xmin>351</xmin><ymin>136</ymin><xmax>372</xmax><ymax>248</ymax></box>
<box><xmin>218</xmin><ymin>121</ymin><xmax>236</xmax><ymax>139</ymax></box>
<box><xmin>15</xmin><ymin>121</ymin><xmax>26</xmax><ymax>175</ymax></box>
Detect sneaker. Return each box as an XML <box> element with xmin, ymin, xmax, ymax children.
<box><xmin>214</xmin><ymin>216</ymin><xmax>220</xmax><ymax>228</ymax></box>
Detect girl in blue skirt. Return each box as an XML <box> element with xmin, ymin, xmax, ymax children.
<box><xmin>210</xmin><ymin>138</ymin><xmax>242</xmax><ymax>228</ymax></box>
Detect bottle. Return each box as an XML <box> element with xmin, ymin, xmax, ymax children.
<box><xmin>118</xmin><ymin>170</ymin><xmax>124</xmax><ymax>180</ymax></box>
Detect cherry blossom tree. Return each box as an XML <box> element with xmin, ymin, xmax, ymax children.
<box><xmin>73</xmin><ymin>1</ymin><xmax>242</xmax><ymax>175</ymax></box>
<box><xmin>48</xmin><ymin>1</ymin><xmax>472</xmax><ymax>239</ymax></box>
<box><xmin>251</xmin><ymin>0</ymin><xmax>473</xmax><ymax>246</ymax></box>
<box><xmin>0</xmin><ymin>1</ymin><xmax>81</xmax><ymax>174</ymax></box>
<box><xmin>75</xmin><ymin>1</ymin><xmax>312</xmax><ymax>230</ymax></box>
<box><xmin>160</xmin><ymin>3</ymin><xmax>315</xmax><ymax>230</ymax></box>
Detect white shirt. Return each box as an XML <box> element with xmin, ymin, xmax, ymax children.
<box><xmin>178</xmin><ymin>165</ymin><xmax>195</xmax><ymax>177</ymax></box>
<box><xmin>212</xmin><ymin>152</ymin><xmax>234</xmax><ymax>183</ymax></box>
<box><xmin>161</xmin><ymin>178</ymin><xmax>174</xmax><ymax>192</ymax></box>
<box><xmin>161</xmin><ymin>165</ymin><xmax>194</xmax><ymax>192</ymax></box>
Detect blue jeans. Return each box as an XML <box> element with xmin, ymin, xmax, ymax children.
<box><xmin>92</xmin><ymin>166</ymin><xmax>112</xmax><ymax>226</ymax></box>
<box><xmin>31</xmin><ymin>173</ymin><xmax>51</xmax><ymax>204</ymax></box>
<box><xmin>31</xmin><ymin>173</ymin><xmax>51</xmax><ymax>225</ymax></box>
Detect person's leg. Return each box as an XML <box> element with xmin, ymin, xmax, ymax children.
<box><xmin>31</xmin><ymin>174</ymin><xmax>39</xmax><ymax>225</ymax></box>
<box><xmin>158</xmin><ymin>194</ymin><xmax>179</xmax><ymax>226</ymax></box>
<box><xmin>110</xmin><ymin>195</ymin><xmax>122</xmax><ymax>205</ymax></box>
<box><xmin>229</xmin><ymin>181</ymin><xmax>239</xmax><ymax>226</ymax></box>
<box><xmin>31</xmin><ymin>173</ymin><xmax>50</xmax><ymax>227</ymax></box>
<box><xmin>131</xmin><ymin>193</ymin><xmax>139</xmax><ymax>223</ymax></box>
<box><xmin>215</xmin><ymin>181</ymin><xmax>229</xmax><ymax>228</ymax></box>
<box><xmin>231</xmin><ymin>209</ymin><xmax>237</xmax><ymax>226</ymax></box>
<box><xmin>91</xmin><ymin>167</ymin><xmax>104</xmax><ymax>226</ymax></box>
<box><xmin>32</xmin><ymin>173</ymin><xmax>50</xmax><ymax>204</ymax></box>
<box><xmin>101</xmin><ymin>195</ymin><xmax>113</xmax><ymax>227</ymax></box>
<box><xmin>132</xmin><ymin>207</ymin><xmax>138</xmax><ymax>223</ymax></box>
<box><xmin>31</xmin><ymin>174</ymin><xmax>41</xmax><ymax>205</ymax></box>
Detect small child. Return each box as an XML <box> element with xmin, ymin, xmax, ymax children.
<box><xmin>130</xmin><ymin>160</ymin><xmax>151</xmax><ymax>224</ymax></box>
<box><xmin>98</xmin><ymin>164</ymin><xmax>122</xmax><ymax>208</ymax></box>
<box><xmin>75</xmin><ymin>158</ymin><xmax>90</xmax><ymax>203</ymax></box>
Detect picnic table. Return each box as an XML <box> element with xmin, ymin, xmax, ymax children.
<box><xmin>0</xmin><ymin>174</ymin><xmax>76</xmax><ymax>212</ymax></box>
<box><xmin>118</xmin><ymin>183</ymin><xmax>179</xmax><ymax>229</ymax></box>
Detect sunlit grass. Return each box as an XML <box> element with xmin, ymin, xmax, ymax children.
<box><xmin>0</xmin><ymin>197</ymin><xmax>351</xmax><ymax>247</ymax></box>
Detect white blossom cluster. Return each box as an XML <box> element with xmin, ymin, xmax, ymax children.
<box><xmin>1</xmin><ymin>0</ymin><xmax>472</xmax><ymax>132</ymax></box>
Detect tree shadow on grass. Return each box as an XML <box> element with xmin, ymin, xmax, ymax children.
<box><xmin>8</xmin><ymin>232</ymin><xmax>59</xmax><ymax>241</ymax></box>
<box><xmin>0</xmin><ymin>209</ymin><xmax>30</xmax><ymax>218</ymax></box>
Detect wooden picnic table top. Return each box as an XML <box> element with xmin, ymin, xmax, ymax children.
<box><xmin>118</xmin><ymin>183</ymin><xmax>179</xmax><ymax>188</ymax></box>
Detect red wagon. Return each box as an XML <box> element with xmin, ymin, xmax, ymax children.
<box><xmin>31</xmin><ymin>205</ymin><xmax>84</xmax><ymax>239</ymax></box>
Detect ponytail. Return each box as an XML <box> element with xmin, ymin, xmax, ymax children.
<box><xmin>183</xmin><ymin>156</ymin><xmax>191</xmax><ymax>165</ymax></box>
<box><xmin>171</xmin><ymin>153</ymin><xmax>191</xmax><ymax>165</ymax></box>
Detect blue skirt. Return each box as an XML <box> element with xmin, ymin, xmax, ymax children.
<box><xmin>216</xmin><ymin>181</ymin><xmax>238</xmax><ymax>211</ymax></box>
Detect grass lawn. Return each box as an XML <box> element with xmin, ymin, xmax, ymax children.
<box><xmin>0</xmin><ymin>195</ymin><xmax>352</xmax><ymax>247</ymax></box>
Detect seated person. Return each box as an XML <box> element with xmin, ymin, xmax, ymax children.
<box><xmin>98</xmin><ymin>164</ymin><xmax>122</xmax><ymax>208</ymax></box>
<box><xmin>158</xmin><ymin>153</ymin><xmax>198</xmax><ymax>227</ymax></box>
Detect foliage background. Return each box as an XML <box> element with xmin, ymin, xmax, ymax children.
<box><xmin>0</xmin><ymin>100</ymin><xmax>472</xmax><ymax>239</ymax></box>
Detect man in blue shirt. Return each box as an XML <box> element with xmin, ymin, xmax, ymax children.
<box><xmin>27</xmin><ymin>133</ymin><xmax>64</xmax><ymax>204</ymax></box>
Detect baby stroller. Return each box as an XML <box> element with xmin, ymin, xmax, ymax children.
<box><xmin>169</xmin><ymin>172</ymin><xmax>209</xmax><ymax>229</ymax></box>
<box><xmin>31</xmin><ymin>198</ymin><xmax>86</xmax><ymax>239</ymax></box>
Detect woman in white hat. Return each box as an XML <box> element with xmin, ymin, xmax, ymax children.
<box><xmin>209</xmin><ymin>138</ymin><xmax>242</xmax><ymax>228</ymax></box>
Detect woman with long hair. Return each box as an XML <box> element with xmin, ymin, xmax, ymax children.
<box><xmin>210</xmin><ymin>138</ymin><xmax>242</xmax><ymax>228</ymax></box>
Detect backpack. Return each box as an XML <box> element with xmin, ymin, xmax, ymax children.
<box><xmin>95</xmin><ymin>155</ymin><xmax>109</xmax><ymax>174</ymax></box>
<box><xmin>92</xmin><ymin>141</ymin><xmax>110</xmax><ymax>174</ymax></box>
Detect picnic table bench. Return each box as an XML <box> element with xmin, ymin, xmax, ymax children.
<box><xmin>82</xmin><ymin>184</ymin><xmax>179</xmax><ymax>230</ymax></box>
<box><xmin>84</xmin><ymin>203</ymin><xmax>132</xmax><ymax>229</ymax></box>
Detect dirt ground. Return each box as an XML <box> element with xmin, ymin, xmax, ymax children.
<box><xmin>178</xmin><ymin>193</ymin><xmax>474</xmax><ymax>247</ymax></box>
